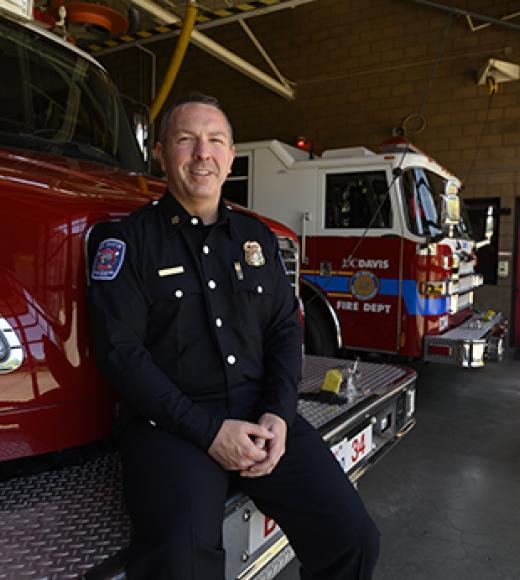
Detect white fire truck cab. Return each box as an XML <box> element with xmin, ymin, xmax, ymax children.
<box><xmin>223</xmin><ymin>139</ymin><xmax>507</xmax><ymax>368</ymax></box>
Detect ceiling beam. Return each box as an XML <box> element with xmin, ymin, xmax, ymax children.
<box><xmin>408</xmin><ymin>0</ymin><xmax>520</xmax><ymax>32</ymax></box>
<box><xmin>95</xmin><ymin>0</ymin><xmax>316</xmax><ymax>99</ymax></box>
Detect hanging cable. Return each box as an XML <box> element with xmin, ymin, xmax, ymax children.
<box><xmin>339</xmin><ymin>13</ymin><xmax>456</xmax><ymax>271</ymax></box>
<box><xmin>304</xmin><ymin>11</ymin><xmax>457</xmax><ymax>324</ymax></box>
<box><xmin>461</xmin><ymin>92</ymin><xmax>495</xmax><ymax>190</ymax></box>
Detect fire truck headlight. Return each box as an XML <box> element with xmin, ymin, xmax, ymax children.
<box><xmin>439</xmin><ymin>315</ymin><xmax>449</xmax><ymax>332</ymax></box>
<box><xmin>452</xmin><ymin>254</ymin><xmax>460</xmax><ymax>269</ymax></box>
<box><xmin>449</xmin><ymin>295</ymin><xmax>459</xmax><ymax>314</ymax></box>
<box><xmin>0</xmin><ymin>317</ymin><xmax>24</xmax><ymax>373</ymax></box>
<box><xmin>473</xmin><ymin>274</ymin><xmax>484</xmax><ymax>288</ymax></box>
<box><xmin>0</xmin><ymin>335</ymin><xmax>7</xmax><ymax>362</ymax></box>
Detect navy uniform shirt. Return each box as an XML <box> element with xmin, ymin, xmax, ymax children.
<box><xmin>88</xmin><ymin>192</ymin><xmax>302</xmax><ymax>450</ymax></box>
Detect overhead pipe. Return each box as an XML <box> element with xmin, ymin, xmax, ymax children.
<box><xmin>150</xmin><ymin>0</ymin><xmax>197</xmax><ymax>121</ymax></box>
<box><xmin>408</xmin><ymin>0</ymin><xmax>520</xmax><ymax>32</ymax></box>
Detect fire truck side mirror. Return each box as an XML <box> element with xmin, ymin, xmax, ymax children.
<box><xmin>475</xmin><ymin>205</ymin><xmax>496</xmax><ymax>249</ymax></box>
<box><xmin>120</xmin><ymin>94</ymin><xmax>153</xmax><ymax>174</ymax></box>
<box><xmin>440</xmin><ymin>188</ymin><xmax>460</xmax><ymax>227</ymax></box>
<box><xmin>484</xmin><ymin>205</ymin><xmax>495</xmax><ymax>242</ymax></box>
<box><xmin>132</xmin><ymin>111</ymin><xmax>151</xmax><ymax>171</ymax></box>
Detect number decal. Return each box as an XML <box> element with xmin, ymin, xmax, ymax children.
<box><xmin>331</xmin><ymin>425</ymin><xmax>373</xmax><ymax>474</ymax></box>
<box><xmin>351</xmin><ymin>434</ymin><xmax>366</xmax><ymax>462</ymax></box>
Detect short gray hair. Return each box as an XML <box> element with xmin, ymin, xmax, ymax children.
<box><xmin>158</xmin><ymin>92</ymin><xmax>234</xmax><ymax>146</ymax></box>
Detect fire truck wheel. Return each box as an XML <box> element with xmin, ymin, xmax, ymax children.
<box><xmin>304</xmin><ymin>301</ymin><xmax>337</xmax><ymax>357</ymax></box>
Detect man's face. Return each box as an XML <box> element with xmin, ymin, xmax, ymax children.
<box><xmin>157</xmin><ymin>103</ymin><xmax>235</xmax><ymax>207</ymax></box>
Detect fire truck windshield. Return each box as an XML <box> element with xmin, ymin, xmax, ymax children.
<box><xmin>402</xmin><ymin>168</ymin><xmax>456</xmax><ymax>239</ymax></box>
<box><xmin>0</xmin><ymin>18</ymin><xmax>145</xmax><ymax>173</ymax></box>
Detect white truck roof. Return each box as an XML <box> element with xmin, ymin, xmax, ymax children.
<box><xmin>234</xmin><ymin>139</ymin><xmax>459</xmax><ymax>184</ymax></box>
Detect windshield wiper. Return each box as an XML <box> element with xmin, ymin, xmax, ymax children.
<box><xmin>55</xmin><ymin>140</ymin><xmax>119</xmax><ymax>167</ymax></box>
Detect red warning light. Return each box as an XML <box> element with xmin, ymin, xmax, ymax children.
<box><xmin>296</xmin><ymin>137</ymin><xmax>312</xmax><ymax>152</ymax></box>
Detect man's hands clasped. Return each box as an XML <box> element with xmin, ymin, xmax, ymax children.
<box><xmin>208</xmin><ymin>413</ymin><xmax>287</xmax><ymax>478</ymax></box>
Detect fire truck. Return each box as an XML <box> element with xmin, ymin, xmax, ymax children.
<box><xmin>0</xmin><ymin>1</ymin><xmax>417</xmax><ymax>577</ymax></box>
<box><xmin>223</xmin><ymin>139</ymin><xmax>508</xmax><ymax>368</ymax></box>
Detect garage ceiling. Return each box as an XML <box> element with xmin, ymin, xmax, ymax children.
<box><xmin>48</xmin><ymin>0</ymin><xmax>520</xmax><ymax>100</ymax></box>
<box><xmin>57</xmin><ymin>0</ymin><xmax>314</xmax><ymax>99</ymax></box>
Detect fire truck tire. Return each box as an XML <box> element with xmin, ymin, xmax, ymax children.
<box><xmin>304</xmin><ymin>301</ymin><xmax>337</xmax><ymax>357</ymax></box>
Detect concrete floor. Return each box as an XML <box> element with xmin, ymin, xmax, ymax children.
<box><xmin>278</xmin><ymin>348</ymin><xmax>520</xmax><ymax>580</ymax></box>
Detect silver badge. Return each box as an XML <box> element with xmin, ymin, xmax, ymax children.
<box><xmin>244</xmin><ymin>241</ymin><xmax>265</xmax><ymax>267</ymax></box>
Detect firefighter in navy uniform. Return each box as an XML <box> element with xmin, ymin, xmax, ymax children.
<box><xmin>89</xmin><ymin>93</ymin><xmax>379</xmax><ymax>580</ymax></box>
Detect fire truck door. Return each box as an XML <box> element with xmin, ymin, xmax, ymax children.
<box><xmin>311</xmin><ymin>170</ymin><xmax>402</xmax><ymax>353</ymax></box>
<box><xmin>341</xmin><ymin>236</ymin><xmax>402</xmax><ymax>353</ymax></box>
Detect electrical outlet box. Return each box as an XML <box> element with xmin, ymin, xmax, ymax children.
<box><xmin>497</xmin><ymin>260</ymin><xmax>509</xmax><ymax>278</ymax></box>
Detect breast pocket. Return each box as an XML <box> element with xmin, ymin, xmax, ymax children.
<box><xmin>146</xmin><ymin>272</ymin><xmax>202</xmax><ymax>305</ymax></box>
<box><xmin>232</xmin><ymin>268</ymin><xmax>273</xmax><ymax>331</ymax></box>
<box><xmin>145</xmin><ymin>272</ymin><xmax>204</xmax><ymax>349</ymax></box>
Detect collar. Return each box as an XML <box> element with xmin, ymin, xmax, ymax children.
<box><xmin>159</xmin><ymin>190</ymin><xmax>232</xmax><ymax>238</ymax></box>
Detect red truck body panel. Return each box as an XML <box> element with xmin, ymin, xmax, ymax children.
<box><xmin>0</xmin><ymin>149</ymin><xmax>156</xmax><ymax>459</ymax></box>
<box><xmin>0</xmin><ymin>148</ymin><xmax>296</xmax><ymax>461</ymax></box>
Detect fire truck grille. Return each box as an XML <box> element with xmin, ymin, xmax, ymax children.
<box><xmin>277</xmin><ymin>236</ymin><xmax>299</xmax><ymax>297</ymax></box>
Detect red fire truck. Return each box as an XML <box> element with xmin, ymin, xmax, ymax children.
<box><xmin>223</xmin><ymin>139</ymin><xmax>508</xmax><ymax>368</ymax></box>
<box><xmin>0</xmin><ymin>2</ymin><xmax>417</xmax><ymax>577</ymax></box>
<box><xmin>0</xmin><ymin>0</ymin><xmax>310</xmax><ymax>465</ymax></box>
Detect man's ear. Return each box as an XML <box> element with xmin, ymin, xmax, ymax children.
<box><xmin>155</xmin><ymin>142</ymin><xmax>166</xmax><ymax>172</ymax></box>
<box><xmin>228</xmin><ymin>145</ymin><xmax>236</xmax><ymax>174</ymax></box>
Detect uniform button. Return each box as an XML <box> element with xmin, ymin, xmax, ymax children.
<box><xmin>208</xmin><ymin>280</ymin><xmax>217</xmax><ymax>290</ymax></box>
<box><xmin>227</xmin><ymin>355</ymin><xmax>236</xmax><ymax>365</ymax></box>
<box><xmin>149</xmin><ymin>420</ymin><xmax>157</xmax><ymax>427</ymax></box>
<box><xmin>203</xmin><ymin>245</ymin><xmax>210</xmax><ymax>255</ymax></box>
<box><xmin>191</xmin><ymin>217</ymin><xmax>199</xmax><ymax>225</ymax></box>
<box><xmin>257</xmin><ymin>285</ymin><xmax>264</xmax><ymax>294</ymax></box>
<box><xmin>215</xmin><ymin>318</ymin><xmax>223</xmax><ymax>327</ymax></box>
<box><xmin>174</xmin><ymin>289</ymin><xmax>183</xmax><ymax>298</ymax></box>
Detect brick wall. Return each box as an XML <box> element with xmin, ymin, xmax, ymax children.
<box><xmin>102</xmin><ymin>0</ymin><xmax>520</xmax><ymax>334</ymax></box>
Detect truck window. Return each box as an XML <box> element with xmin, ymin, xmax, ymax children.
<box><xmin>0</xmin><ymin>18</ymin><xmax>144</xmax><ymax>173</ymax></box>
<box><xmin>401</xmin><ymin>169</ymin><xmax>444</xmax><ymax>237</ymax></box>
<box><xmin>222</xmin><ymin>155</ymin><xmax>249</xmax><ymax>207</ymax></box>
<box><xmin>325</xmin><ymin>171</ymin><xmax>391</xmax><ymax>229</ymax></box>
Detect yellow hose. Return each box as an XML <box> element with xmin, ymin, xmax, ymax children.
<box><xmin>150</xmin><ymin>1</ymin><xmax>197</xmax><ymax>122</ymax></box>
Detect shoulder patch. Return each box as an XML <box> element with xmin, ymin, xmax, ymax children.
<box><xmin>91</xmin><ymin>238</ymin><xmax>126</xmax><ymax>280</ymax></box>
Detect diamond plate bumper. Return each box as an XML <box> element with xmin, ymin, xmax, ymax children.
<box><xmin>0</xmin><ymin>356</ymin><xmax>416</xmax><ymax>579</ymax></box>
<box><xmin>424</xmin><ymin>311</ymin><xmax>508</xmax><ymax>367</ymax></box>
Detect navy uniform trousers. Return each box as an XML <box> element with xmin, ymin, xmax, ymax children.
<box><xmin>118</xmin><ymin>384</ymin><xmax>380</xmax><ymax>580</ymax></box>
